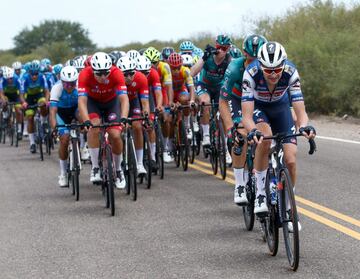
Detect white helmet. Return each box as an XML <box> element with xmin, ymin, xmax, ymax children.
<box><xmin>181</xmin><ymin>54</ymin><xmax>193</xmax><ymax>67</ymax></box>
<box><xmin>119</xmin><ymin>51</ymin><xmax>127</xmax><ymax>57</ymax></box>
<box><xmin>90</xmin><ymin>52</ymin><xmax>112</xmax><ymax>71</ymax></box>
<box><xmin>12</xmin><ymin>61</ymin><xmax>22</xmax><ymax>70</ymax></box>
<box><xmin>3</xmin><ymin>67</ymin><xmax>15</xmax><ymax>79</ymax></box>
<box><xmin>60</xmin><ymin>66</ymin><xmax>79</xmax><ymax>82</ymax></box>
<box><xmin>117</xmin><ymin>56</ymin><xmax>137</xmax><ymax>72</ymax></box>
<box><xmin>127</xmin><ymin>50</ymin><xmax>140</xmax><ymax>60</ymax></box>
<box><xmin>136</xmin><ymin>56</ymin><xmax>151</xmax><ymax>71</ymax></box>
<box><xmin>257</xmin><ymin>41</ymin><xmax>287</xmax><ymax>68</ymax></box>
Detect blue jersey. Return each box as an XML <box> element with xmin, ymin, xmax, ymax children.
<box><xmin>50</xmin><ymin>81</ymin><xmax>78</xmax><ymax>108</ymax></box>
<box><xmin>44</xmin><ymin>72</ymin><xmax>56</xmax><ymax>90</ymax></box>
<box><xmin>21</xmin><ymin>73</ymin><xmax>48</xmax><ymax>95</ymax></box>
<box><xmin>0</xmin><ymin>76</ymin><xmax>21</xmax><ymax>95</ymax></box>
<box><xmin>241</xmin><ymin>59</ymin><xmax>303</xmax><ymax>110</ymax></box>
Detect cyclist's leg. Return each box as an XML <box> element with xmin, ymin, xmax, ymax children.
<box><xmin>197</xmin><ymin>86</ymin><xmax>210</xmax><ymax>145</ymax></box>
<box><xmin>56</xmin><ymin>113</ymin><xmax>70</xmax><ymax>186</ymax></box>
<box><xmin>87</xmin><ymin>98</ymin><xmax>102</xmax><ymax>182</ymax></box>
<box><xmin>178</xmin><ymin>90</ymin><xmax>191</xmax><ymax>135</ymax></box>
<box><xmin>253</xmin><ymin>109</ymin><xmax>272</xmax><ymax>213</ymax></box>
<box><xmin>25</xmin><ymin>95</ymin><xmax>37</xmax><ymax>150</ymax></box>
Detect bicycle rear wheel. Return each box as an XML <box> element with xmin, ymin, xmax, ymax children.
<box><xmin>209</xmin><ymin>124</ymin><xmax>218</xmax><ymax>175</ymax></box>
<box><xmin>280</xmin><ymin>168</ymin><xmax>299</xmax><ymax>271</ymax></box>
<box><xmin>105</xmin><ymin>145</ymin><xmax>115</xmax><ymax>216</ymax></box>
<box><xmin>143</xmin><ymin>131</ymin><xmax>152</xmax><ymax>189</ymax></box>
<box><xmin>155</xmin><ymin>125</ymin><xmax>164</xmax><ymax>179</ymax></box>
<box><xmin>180</xmin><ymin>120</ymin><xmax>188</xmax><ymax>171</ymax></box>
<box><xmin>242</xmin><ymin>172</ymin><xmax>255</xmax><ymax>231</ymax></box>
<box><xmin>37</xmin><ymin>119</ymin><xmax>44</xmax><ymax>161</ymax></box>
<box><xmin>72</xmin><ymin>139</ymin><xmax>80</xmax><ymax>201</ymax></box>
<box><xmin>218</xmin><ymin>121</ymin><xmax>227</xmax><ymax>180</ymax></box>
<box><xmin>127</xmin><ymin>134</ymin><xmax>137</xmax><ymax>201</ymax></box>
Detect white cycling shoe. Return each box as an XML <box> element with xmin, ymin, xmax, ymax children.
<box><xmin>58</xmin><ymin>174</ymin><xmax>68</xmax><ymax>187</ymax></box>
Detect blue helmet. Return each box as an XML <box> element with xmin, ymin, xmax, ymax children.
<box><xmin>29</xmin><ymin>60</ymin><xmax>41</xmax><ymax>74</ymax></box>
<box><xmin>193</xmin><ymin>47</ymin><xmax>204</xmax><ymax>58</ymax></box>
<box><xmin>23</xmin><ymin>62</ymin><xmax>31</xmax><ymax>73</ymax></box>
<box><xmin>179</xmin><ymin>41</ymin><xmax>194</xmax><ymax>52</ymax></box>
<box><xmin>53</xmin><ymin>64</ymin><xmax>63</xmax><ymax>75</ymax></box>
<box><xmin>229</xmin><ymin>46</ymin><xmax>243</xmax><ymax>59</ymax></box>
<box><xmin>41</xmin><ymin>58</ymin><xmax>51</xmax><ymax>67</ymax></box>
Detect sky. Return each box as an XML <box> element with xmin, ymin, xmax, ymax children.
<box><xmin>0</xmin><ymin>0</ymin><xmax>357</xmax><ymax>50</ymax></box>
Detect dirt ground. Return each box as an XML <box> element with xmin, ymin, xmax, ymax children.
<box><xmin>309</xmin><ymin>114</ymin><xmax>360</xmax><ymax>141</ymax></box>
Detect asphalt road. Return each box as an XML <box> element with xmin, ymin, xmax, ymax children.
<box><xmin>0</xmin><ymin>136</ymin><xmax>359</xmax><ymax>279</ymax></box>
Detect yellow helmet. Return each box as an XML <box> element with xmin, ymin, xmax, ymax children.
<box><xmin>144</xmin><ymin>47</ymin><xmax>161</xmax><ymax>63</ymax></box>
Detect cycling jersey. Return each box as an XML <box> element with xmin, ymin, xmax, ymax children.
<box><xmin>171</xmin><ymin>66</ymin><xmax>194</xmax><ymax>93</ymax></box>
<box><xmin>156</xmin><ymin>61</ymin><xmax>172</xmax><ymax>106</ymax></box>
<box><xmin>146</xmin><ymin>68</ymin><xmax>162</xmax><ymax>111</ymax></box>
<box><xmin>220</xmin><ymin>57</ymin><xmax>246</xmax><ymax>101</ymax></box>
<box><xmin>44</xmin><ymin>72</ymin><xmax>56</xmax><ymax>90</ymax></box>
<box><xmin>78</xmin><ymin>66</ymin><xmax>127</xmax><ymax>103</ymax></box>
<box><xmin>198</xmin><ymin>53</ymin><xmax>231</xmax><ymax>92</ymax></box>
<box><xmin>242</xmin><ymin>59</ymin><xmax>303</xmax><ymax>144</ymax></box>
<box><xmin>126</xmin><ymin>71</ymin><xmax>149</xmax><ymax>117</ymax></box>
<box><xmin>241</xmin><ymin>60</ymin><xmax>303</xmax><ymax>107</ymax></box>
<box><xmin>0</xmin><ymin>76</ymin><xmax>21</xmax><ymax>95</ymax></box>
<box><xmin>21</xmin><ymin>73</ymin><xmax>48</xmax><ymax>95</ymax></box>
<box><xmin>50</xmin><ymin>82</ymin><xmax>78</xmax><ymax>108</ymax></box>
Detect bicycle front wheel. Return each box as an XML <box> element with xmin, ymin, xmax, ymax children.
<box><xmin>143</xmin><ymin>131</ymin><xmax>152</xmax><ymax>189</ymax></box>
<box><xmin>280</xmin><ymin>168</ymin><xmax>299</xmax><ymax>271</ymax></box>
<box><xmin>155</xmin><ymin>125</ymin><xmax>164</xmax><ymax>179</ymax></box>
<box><xmin>72</xmin><ymin>140</ymin><xmax>80</xmax><ymax>201</ymax></box>
<box><xmin>127</xmin><ymin>135</ymin><xmax>137</xmax><ymax>201</ymax></box>
<box><xmin>218</xmin><ymin>121</ymin><xmax>227</xmax><ymax>180</ymax></box>
<box><xmin>180</xmin><ymin>120</ymin><xmax>188</xmax><ymax>171</ymax></box>
<box><xmin>105</xmin><ymin>145</ymin><xmax>115</xmax><ymax>216</ymax></box>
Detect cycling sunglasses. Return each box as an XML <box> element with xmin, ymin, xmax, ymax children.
<box><xmin>62</xmin><ymin>81</ymin><xmax>77</xmax><ymax>88</ymax></box>
<box><xmin>124</xmin><ymin>71</ymin><xmax>136</xmax><ymax>77</ymax></box>
<box><xmin>30</xmin><ymin>72</ymin><xmax>39</xmax><ymax>76</ymax></box>
<box><xmin>94</xmin><ymin>70</ymin><xmax>111</xmax><ymax>77</ymax></box>
<box><xmin>215</xmin><ymin>44</ymin><xmax>230</xmax><ymax>51</ymax></box>
<box><xmin>141</xmin><ymin>70</ymin><xmax>150</xmax><ymax>76</ymax></box>
<box><xmin>261</xmin><ymin>66</ymin><xmax>284</xmax><ymax>75</ymax></box>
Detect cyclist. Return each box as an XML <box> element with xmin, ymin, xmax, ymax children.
<box><xmin>20</xmin><ymin>60</ymin><xmax>49</xmax><ymax>153</ymax></box>
<box><xmin>117</xmin><ymin>56</ymin><xmax>150</xmax><ymax>176</ymax></box>
<box><xmin>136</xmin><ymin>55</ymin><xmax>163</xmax><ymax>170</ymax></box>
<box><xmin>144</xmin><ymin>47</ymin><xmax>174</xmax><ymax>163</ymax></box>
<box><xmin>53</xmin><ymin>64</ymin><xmax>63</xmax><ymax>82</ymax></box>
<box><xmin>41</xmin><ymin>58</ymin><xmax>56</xmax><ymax>91</ymax></box>
<box><xmin>49</xmin><ymin>66</ymin><xmax>79</xmax><ymax>187</ymax></box>
<box><xmin>161</xmin><ymin>47</ymin><xmax>175</xmax><ymax>62</ymax></box>
<box><xmin>78</xmin><ymin>52</ymin><xmax>129</xmax><ymax>189</ymax></box>
<box><xmin>179</xmin><ymin>40</ymin><xmax>195</xmax><ymax>56</ymax></box>
<box><xmin>181</xmin><ymin>54</ymin><xmax>193</xmax><ymax>68</ymax></box>
<box><xmin>219</xmin><ymin>34</ymin><xmax>267</xmax><ymax>204</ymax></box>
<box><xmin>0</xmin><ymin>67</ymin><xmax>23</xmax><ymax>140</ymax></box>
<box><xmin>241</xmin><ymin>42</ymin><xmax>316</xmax><ymax>217</ymax></box>
<box><xmin>167</xmin><ymin>53</ymin><xmax>195</xmax><ymax>140</ymax></box>
<box><xmin>12</xmin><ymin>61</ymin><xmax>25</xmax><ymax>81</ymax></box>
<box><xmin>191</xmin><ymin>34</ymin><xmax>233</xmax><ymax>164</ymax></box>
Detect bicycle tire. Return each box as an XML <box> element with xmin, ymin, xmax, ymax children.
<box><xmin>189</xmin><ymin>117</ymin><xmax>196</xmax><ymax>164</ymax></box>
<box><xmin>72</xmin><ymin>139</ymin><xmax>80</xmax><ymax>201</ymax></box>
<box><xmin>242</xmin><ymin>171</ymin><xmax>255</xmax><ymax>231</ymax></box>
<box><xmin>127</xmin><ymin>133</ymin><xmax>137</xmax><ymax>201</ymax></box>
<box><xmin>37</xmin><ymin>120</ymin><xmax>44</xmax><ymax>161</ymax></box>
<box><xmin>280</xmin><ymin>168</ymin><xmax>299</xmax><ymax>271</ymax></box>
<box><xmin>174</xmin><ymin>125</ymin><xmax>181</xmax><ymax>168</ymax></box>
<box><xmin>209</xmin><ymin>124</ymin><xmax>218</xmax><ymax>175</ymax></box>
<box><xmin>143</xmin><ymin>131</ymin><xmax>152</xmax><ymax>189</ymax></box>
<box><xmin>218</xmin><ymin>121</ymin><xmax>227</xmax><ymax>180</ymax></box>
<box><xmin>105</xmin><ymin>145</ymin><xmax>115</xmax><ymax>216</ymax></box>
<box><xmin>155</xmin><ymin>125</ymin><xmax>164</xmax><ymax>179</ymax></box>
<box><xmin>180</xmin><ymin>120</ymin><xmax>188</xmax><ymax>171</ymax></box>
<box><xmin>264</xmin><ymin>170</ymin><xmax>279</xmax><ymax>256</ymax></box>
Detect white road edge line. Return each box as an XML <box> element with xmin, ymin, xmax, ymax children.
<box><xmin>316</xmin><ymin>135</ymin><xmax>360</xmax><ymax>145</ymax></box>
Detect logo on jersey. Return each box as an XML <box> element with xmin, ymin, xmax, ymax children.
<box><xmin>132</xmin><ymin>82</ymin><xmax>137</xmax><ymax>87</ymax></box>
<box><xmin>108</xmin><ymin>113</ymin><xmax>117</xmax><ymax>121</ymax></box>
<box><xmin>242</xmin><ymin>79</ymin><xmax>251</xmax><ymax>91</ymax></box>
<box><xmin>248</xmin><ymin>66</ymin><xmax>258</xmax><ymax>77</ymax></box>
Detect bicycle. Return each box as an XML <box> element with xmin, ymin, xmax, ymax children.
<box><xmin>139</xmin><ymin>116</ymin><xmax>152</xmax><ymax>189</ymax></box>
<box><xmin>56</xmin><ymin>123</ymin><xmax>85</xmax><ymax>201</ymax></box>
<box><xmin>256</xmin><ymin>132</ymin><xmax>316</xmax><ymax>271</ymax></box>
<box><xmin>171</xmin><ymin>105</ymin><xmax>190</xmax><ymax>171</ymax></box>
<box><xmin>0</xmin><ymin>102</ymin><xmax>20</xmax><ymax>147</ymax></box>
<box><xmin>153</xmin><ymin>109</ymin><xmax>164</xmax><ymax>179</ymax></box>
<box><xmin>199</xmin><ymin>101</ymin><xmax>227</xmax><ymax>179</ymax></box>
<box><xmin>122</xmin><ymin>116</ymin><xmax>149</xmax><ymax>201</ymax></box>
<box><xmin>91</xmin><ymin>122</ymin><xmax>123</xmax><ymax>216</ymax></box>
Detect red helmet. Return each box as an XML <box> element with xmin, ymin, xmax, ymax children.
<box><xmin>84</xmin><ymin>55</ymin><xmax>92</xmax><ymax>67</ymax></box>
<box><xmin>167</xmin><ymin>53</ymin><xmax>183</xmax><ymax>67</ymax></box>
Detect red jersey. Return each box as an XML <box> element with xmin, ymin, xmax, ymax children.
<box><xmin>78</xmin><ymin>66</ymin><xmax>127</xmax><ymax>103</ymax></box>
<box><xmin>147</xmin><ymin>68</ymin><xmax>161</xmax><ymax>92</ymax></box>
<box><xmin>126</xmin><ymin>71</ymin><xmax>149</xmax><ymax>101</ymax></box>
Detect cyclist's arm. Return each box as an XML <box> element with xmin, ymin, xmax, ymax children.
<box><xmin>139</xmin><ymin>76</ymin><xmax>150</xmax><ymax>116</ymax></box>
<box><xmin>154</xmin><ymin>88</ymin><xmax>163</xmax><ymax>109</ymax></box>
<box><xmin>166</xmin><ymin>83</ymin><xmax>174</xmax><ymax>105</ymax></box>
<box><xmin>292</xmin><ymin>101</ymin><xmax>308</xmax><ymax>129</ymax></box>
<box><xmin>78</xmin><ymin>96</ymin><xmax>89</xmax><ymax>122</ymax></box>
<box><xmin>49</xmin><ymin>106</ymin><xmax>57</xmax><ymax>130</ymax></box>
<box><xmin>219</xmin><ymin>98</ymin><xmax>233</xmax><ymax>132</ymax></box>
<box><xmin>119</xmin><ymin>94</ymin><xmax>129</xmax><ymax>118</ymax></box>
<box><xmin>241</xmin><ymin>71</ymin><xmax>256</xmax><ymax>132</ymax></box>
<box><xmin>190</xmin><ymin>59</ymin><xmax>204</xmax><ymax>77</ymax></box>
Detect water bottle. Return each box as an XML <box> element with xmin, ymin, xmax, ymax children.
<box><xmin>270</xmin><ymin>178</ymin><xmax>277</xmax><ymax>205</ymax></box>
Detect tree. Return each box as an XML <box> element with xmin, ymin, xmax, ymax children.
<box><xmin>13</xmin><ymin>20</ymin><xmax>96</xmax><ymax>55</ymax></box>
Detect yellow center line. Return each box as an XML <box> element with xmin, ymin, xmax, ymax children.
<box><xmin>298</xmin><ymin>207</ymin><xmax>360</xmax><ymax>241</ymax></box>
<box><xmin>193</xmin><ymin>159</ymin><xmax>360</xmax><ymax>229</ymax></box>
<box><xmin>189</xmin><ymin>162</ymin><xmax>360</xmax><ymax>240</ymax></box>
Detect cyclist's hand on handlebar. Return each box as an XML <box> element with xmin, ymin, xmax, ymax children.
<box><xmin>247</xmin><ymin>128</ymin><xmax>263</xmax><ymax>144</ymax></box>
<box><xmin>83</xmin><ymin>120</ymin><xmax>92</xmax><ymax>131</ymax></box>
<box><xmin>51</xmin><ymin>128</ymin><xmax>58</xmax><ymax>138</ymax></box>
<box><xmin>22</xmin><ymin>102</ymin><xmax>28</xmax><ymax>109</ymax></box>
<box><xmin>299</xmin><ymin>125</ymin><xmax>316</xmax><ymax>139</ymax></box>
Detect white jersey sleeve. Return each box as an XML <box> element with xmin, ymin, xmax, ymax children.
<box><xmin>241</xmin><ymin>70</ymin><xmax>256</xmax><ymax>102</ymax></box>
<box><xmin>50</xmin><ymin>82</ymin><xmax>63</xmax><ymax>103</ymax></box>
